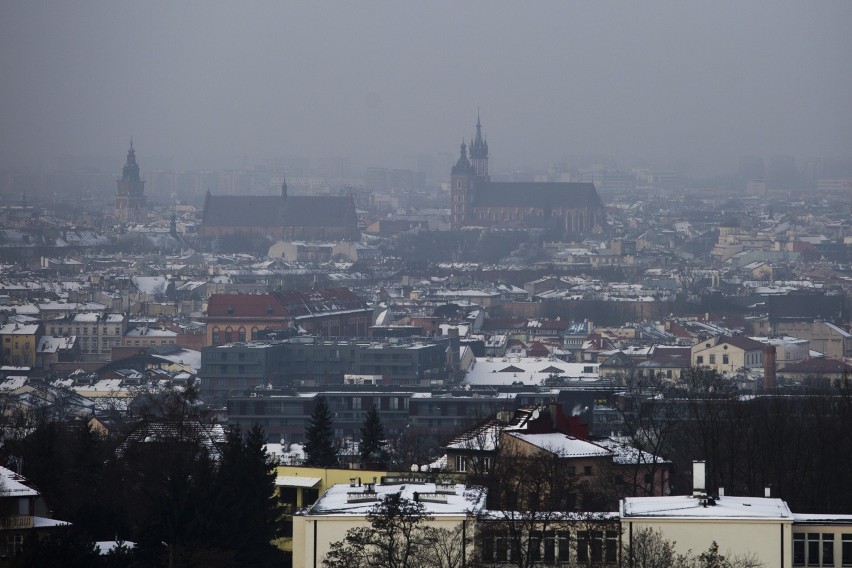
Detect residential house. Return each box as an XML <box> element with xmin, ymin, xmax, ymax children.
<box><xmin>0</xmin><ymin>324</ymin><xmax>40</xmax><ymax>367</ymax></box>
<box><xmin>691</xmin><ymin>335</ymin><xmax>765</xmax><ymax>374</ymax></box>
<box><xmin>0</xmin><ymin>466</ymin><xmax>70</xmax><ymax>560</ymax></box>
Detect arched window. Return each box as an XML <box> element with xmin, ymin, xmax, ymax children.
<box><xmin>225</xmin><ymin>327</ymin><xmax>233</xmax><ymax>343</ymax></box>
<box><xmin>212</xmin><ymin>326</ymin><xmax>221</xmax><ymax>345</ymax></box>
<box><xmin>238</xmin><ymin>327</ymin><xmax>246</xmax><ymax>342</ymax></box>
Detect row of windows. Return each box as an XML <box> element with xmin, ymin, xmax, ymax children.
<box><xmin>794</xmin><ymin>533</ymin><xmax>852</xmax><ymax>567</ymax></box>
<box><xmin>481</xmin><ymin>530</ymin><xmax>617</xmax><ymax>564</ymax></box>
<box><xmin>49</xmin><ymin>326</ymin><xmax>122</xmax><ymax>336</ymax></box>
<box><xmin>211</xmin><ymin>327</ymin><xmax>252</xmax><ymax>344</ymax></box>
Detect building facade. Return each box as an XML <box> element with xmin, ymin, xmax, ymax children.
<box><xmin>450</xmin><ymin>114</ymin><xmax>606</xmax><ymax>237</ymax></box>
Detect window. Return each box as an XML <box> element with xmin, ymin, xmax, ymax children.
<box><xmin>697</xmin><ymin>356</ymin><xmax>704</xmax><ymax>364</ymax></box>
<box><xmin>795</xmin><ymin>534</ymin><xmax>806</xmax><ymax>565</ymax></box>
<box><xmin>543</xmin><ymin>531</ymin><xmax>556</xmax><ymax>562</ymax></box>
<box><xmin>842</xmin><ymin>534</ymin><xmax>851</xmax><ymax>566</ymax></box>
<box><xmin>584</xmin><ymin>465</ymin><xmax>593</xmax><ymax>476</ymax></box>
<box><xmin>529</xmin><ymin>531</ymin><xmax>542</xmax><ymax>561</ymax></box>
<box><xmin>238</xmin><ymin>328</ymin><xmax>246</xmax><ymax>342</ymax></box>
<box><xmin>709</xmin><ymin>354</ymin><xmax>716</xmax><ymax>364</ymax></box>
<box><xmin>352</xmin><ymin>398</ymin><xmax>362</xmax><ymax>410</ymax></box>
<box><xmin>557</xmin><ymin>531</ymin><xmax>570</xmax><ymax>562</ymax></box>
<box><xmin>455</xmin><ymin>455</ymin><xmax>467</xmax><ymax>472</ymax></box>
<box><xmin>723</xmin><ymin>354</ymin><xmax>729</xmax><ymax>365</ymax></box>
<box><xmin>824</xmin><ymin>534</ymin><xmax>835</xmax><ymax>566</ymax></box>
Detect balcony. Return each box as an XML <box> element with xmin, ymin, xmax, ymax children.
<box><xmin>0</xmin><ymin>515</ymin><xmax>33</xmax><ymax>530</ymax></box>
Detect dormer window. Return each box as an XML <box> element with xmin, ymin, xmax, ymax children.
<box><xmin>226</xmin><ymin>304</ymin><xmax>234</xmax><ymax>315</ymax></box>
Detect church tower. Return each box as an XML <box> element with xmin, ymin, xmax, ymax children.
<box><xmin>469</xmin><ymin>110</ymin><xmax>489</xmax><ymax>181</ymax></box>
<box><xmin>115</xmin><ymin>140</ymin><xmax>147</xmax><ymax>223</ymax></box>
<box><xmin>450</xmin><ymin>141</ymin><xmax>475</xmax><ymax>229</ymax></box>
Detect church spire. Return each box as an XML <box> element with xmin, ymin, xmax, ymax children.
<box><xmin>451</xmin><ymin>139</ymin><xmax>472</xmax><ymax>175</ymax></box>
<box><xmin>122</xmin><ymin>140</ymin><xmax>140</xmax><ymax>182</ymax></box>
<box><xmin>469</xmin><ymin>110</ymin><xmax>489</xmax><ymax>179</ymax></box>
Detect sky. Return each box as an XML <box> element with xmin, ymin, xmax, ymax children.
<box><xmin>1</xmin><ymin>1</ymin><xmax>851</xmax><ymax>174</ymax></box>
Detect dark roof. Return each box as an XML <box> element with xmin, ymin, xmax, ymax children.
<box><xmin>203</xmin><ymin>195</ymin><xmax>282</xmax><ymax>228</ymax></box>
<box><xmin>718</xmin><ymin>335</ymin><xmax>764</xmax><ymax>351</ymax></box>
<box><xmin>207</xmin><ymin>294</ymin><xmax>288</xmax><ymax>318</ymax></box>
<box><xmin>280</xmin><ymin>196</ymin><xmax>355</xmax><ymax>228</ymax></box>
<box><xmin>778</xmin><ymin>357</ymin><xmax>852</xmax><ymax>375</ymax></box>
<box><xmin>475</xmin><ymin>182</ymin><xmax>602</xmax><ymax>210</ymax></box>
<box><xmin>202</xmin><ymin>194</ymin><xmax>356</xmax><ymax>230</ymax></box>
<box><xmin>276</xmin><ymin>287</ymin><xmax>368</xmax><ymax>317</ymax></box>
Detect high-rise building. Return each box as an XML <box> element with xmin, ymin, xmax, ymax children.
<box><xmin>114</xmin><ymin>140</ymin><xmax>147</xmax><ymax>223</ymax></box>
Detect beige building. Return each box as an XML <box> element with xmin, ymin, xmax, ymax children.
<box><xmin>292</xmin><ymin>478</ymin><xmax>485</xmax><ymax>568</ymax></box>
<box><xmin>273</xmin><ymin>465</ymin><xmax>393</xmax><ymax>557</ymax></box>
<box><xmin>691</xmin><ymin>335</ymin><xmax>765</xmax><ymax>373</ymax></box>
<box><xmin>0</xmin><ymin>323</ymin><xmax>40</xmax><ymax>367</ymax></box>
<box><xmin>45</xmin><ymin>313</ymin><xmax>126</xmax><ymax>360</ymax></box>
<box><xmin>122</xmin><ymin>326</ymin><xmax>178</xmax><ymax>348</ymax></box>
<box><xmin>621</xmin><ymin>494</ymin><xmax>794</xmax><ymax>567</ymax></box>
<box><xmin>775</xmin><ymin>320</ymin><xmax>852</xmax><ymax>361</ymax></box>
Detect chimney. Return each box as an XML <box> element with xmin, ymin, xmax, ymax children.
<box><xmin>765</xmin><ymin>486</ymin><xmax>771</xmax><ymax>498</ymax></box>
<box><xmin>718</xmin><ymin>487</ymin><xmax>725</xmax><ymax>497</ymax></box>
<box><xmin>763</xmin><ymin>345</ymin><xmax>777</xmax><ymax>389</ymax></box>
<box><xmin>692</xmin><ymin>461</ymin><xmax>706</xmax><ymax>496</ymax></box>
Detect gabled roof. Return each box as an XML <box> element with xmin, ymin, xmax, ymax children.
<box><xmin>506</xmin><ymin>432</ymin><xmax>611</xmax><ymax>458</ymax></box>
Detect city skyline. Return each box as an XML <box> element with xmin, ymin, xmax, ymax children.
<box><xmin>2</xmin><ymin>2</ymin><xmax>851</xmax><ymax>176</ymax></box>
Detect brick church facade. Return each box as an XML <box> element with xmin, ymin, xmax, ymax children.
<box><xmin>450</xmin><ymin>114</ymin><xmax>605</xmax><ymax>237</ymax></box>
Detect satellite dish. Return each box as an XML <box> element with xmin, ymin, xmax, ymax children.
<box><xmin>531</xmin><ymin>409</ymin><xmax>540</xmax><ymax>420</ymax></box>
<box><xmin>410</xmin><ymin>464</ymin><xmax>419</xmax><ymax>472</ymax></box>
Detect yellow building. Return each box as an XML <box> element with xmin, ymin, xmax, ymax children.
<box><xmin>690</xmin><ymin>335</ymin><xmax>765</xmax><ymax>374</ymax></box>
<box><xmin>0</xmin><ymin>324</ymin><xmax>40</xmax><ymax>367</ymax></box>
<box><xmin>275</xmin><ymin>465</ymin><xmax>394</xmax><ymax>558</ymax></box>
<box><xmin>292</xmin><ymin>477</ymin><xmax>484</xmax><ymax>568</ymax></box>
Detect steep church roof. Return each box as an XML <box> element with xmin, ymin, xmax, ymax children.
<box><xmin>475</xmin><ymin>182</ymin><xmax>603</xmax><ymax>210</ymax></box>
<box><xmin>280</xmin><ymin>196</ymin><xmax>355</xmax><ymax>228</ymax></box>
<box><xmin>203</xmin><ymin>195</ymin><xmax>282</xmax><ymax>228</ymax></box>
<box><xmin>202</xmin><ymin>194</ymin><xmax>355</xmax><ymax>230</ymax></box>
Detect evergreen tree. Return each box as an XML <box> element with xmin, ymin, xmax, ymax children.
<box><xmin>304</xmin><ymin>396</ymin><xmax>338</xmax><ymax>467</ymax></box>
<box><xmin>358</xmin><ymin>406</ymin><xmax>385</xmax><ymax>463</ymax></box>
<box><xmin>209</xmin><ymin>424</ymin><xmax>284</xmax><ymax>565</ymax></box>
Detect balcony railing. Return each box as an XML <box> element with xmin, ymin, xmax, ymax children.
<box><xmin>0</xmin><ymin>515</ymin><xmax>34</xmax><ymax>530</ymax></box>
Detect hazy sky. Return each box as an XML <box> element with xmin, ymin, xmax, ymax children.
<box><xmin>2</xmin><ymin>1</ymin><xmax>851</xmax><ymax>173</ymax></box>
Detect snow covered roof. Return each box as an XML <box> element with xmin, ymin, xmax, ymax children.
<box><xmin>276</xmin><ymin>476</ymin><xmax>321</xmax><ymax>488</ymax></box>
<box><xmin>463</xmin><ymin>357</ymin><xmax>599</xmax><ymax>387</ymax></box>
<box><xmin>0</xmin><ymin>466</ymin><xmax>39</xmax><ymax>498</ymax></box>
<box><xmin>506</xmin><ymin>432</ymin><xmax>612</xmax><ymax>458</ymax></box>
<box><xmin>621</xmin><ymin>495</ymin><xmax>793</xmax><ymax>520</ymax></box>
<box><xmin>305</xmin><ymin>481</ymin><xmax>486</xmax><ymax>517</ymax></box>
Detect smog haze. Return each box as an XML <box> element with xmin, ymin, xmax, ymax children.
<box><xmin>2</xmin><ymin>1</ymin><xmax>851</xmax><ymax>174</ymax></box>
